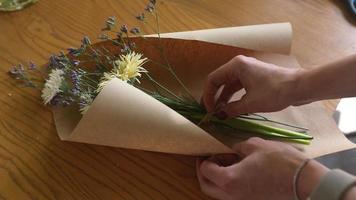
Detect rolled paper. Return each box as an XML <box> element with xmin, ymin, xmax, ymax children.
<box><xmin>145</xmin><ymin>22</ymin><xmax>292</xmax><ymax>54</ymax></box>
<box><xmin>53</xmin><ymin>26</ymin><xmax>355</xmax><ymax>157</ymax></box>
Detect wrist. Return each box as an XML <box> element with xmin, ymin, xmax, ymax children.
<box><xmin>344</xmin><ymin>186</ymin><xmax>356</xmax><ymax>200</ymax></box>
<box><xmin>285</xmin><ymin>68</ymin><xmax>309</xmax><ymax>107</ymax></box>
<box><xmin>297</xmin><ymin>160</ymin><xmax>329</xmax><ymax>200</ymax></box>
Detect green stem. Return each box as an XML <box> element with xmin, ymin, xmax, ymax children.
<box><xmin>153</xmin><ymin>12</ymin><xmax>197</xmax><ymax>103</ymax></box>
<box><xmin>222</xmin><ymin>117</ymin><xmax>312</xmax><ymax>140</ymax></box>
<box><xmin>144</xmin><ymin>73</ymin><xmax>183</xmax><ymax>101</ymax></box>
<box><xmin>246</xmin><ymin>113</ymin><xmax>309</xmax><ymax>132</ymax></box>
<box><xmin>181</xmin><ymin>111</ymin><xmax>312</xmax><ymax>144</ymax></box>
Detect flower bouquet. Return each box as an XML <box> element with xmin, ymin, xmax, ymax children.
<box><xmin>8</xmin><ymin>0</ymin><xmax>313</xmax><ymax>155</ymax></box>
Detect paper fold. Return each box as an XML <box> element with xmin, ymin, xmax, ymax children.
<box><xmin>147</xmin><ymin>22</ymin><xmax>292</xmax><ymax>54</ymax></box>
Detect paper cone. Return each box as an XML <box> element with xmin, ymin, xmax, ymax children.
<box><xmin>52</xmin><ymin>24</ymin><xmax>355</xmax><ymax>157</ymax></box>
<box><xmin>62</xmin><ymin>79</ymin><xmax>232</xmax><ymax>155</ymax></box>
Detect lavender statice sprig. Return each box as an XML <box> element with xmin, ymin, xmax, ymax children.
<box><xmin>145</xmin><ymin>0</ymin><xmax>156</xmax><ymax>12</ymax></box>
<box><xmin>8</xmin><ymin>64</ymin><xmax>38</xmax><ymax>88</ymax></box>
<box><xmin>102</xmin><ymin>16</ymin><xmax>116</xmax><ymax>31</ymax></box>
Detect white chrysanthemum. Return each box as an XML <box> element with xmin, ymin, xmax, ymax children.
<box><xmin>41</xmin><ymin>69</ymin><xmax>65</xmax><ymax>105</ymax></box>
<box><xmin>96</xmin><ymin>52</ymin><xmax>147</xmax><ymax>93</ymax></box>
<box><xmin>116</xmin><ymin>52</ymin><xmax>148</xmax><ymax>81</ymax></box>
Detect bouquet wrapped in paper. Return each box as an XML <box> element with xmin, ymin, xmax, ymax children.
<box><xmin>8</xmin><ymin>1</ymin><xmax>355</xmax><ymax>157</ymax></box>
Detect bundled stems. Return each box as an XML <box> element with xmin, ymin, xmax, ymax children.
<box><xmin>183</xmin><ymin>112</ymin><xmax>312</xmax><ymax>145</ymax></box>
<box><xmin>155</xmin><ymin>94</ymin><xmax>313</xmax><ymax>145</ymax></box>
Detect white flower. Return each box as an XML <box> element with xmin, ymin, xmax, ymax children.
<box><xmin>41</xmin><ymin>69</ymin><xmax>65</xmax><ymax>105</ymax></box>
<box><xmin>96</xmin><ymin>52</ymin><xmax>147</xmax><ymax>93</ymax></box>
<box><xmin>116</xmin><ymin>52</ymin><xmax>148</xmax><ymax>81</ymax></box>
<box><xmin>79</xmin><ymin>92</ymin><xmax>93</xmax><ymax>114</ymax></box>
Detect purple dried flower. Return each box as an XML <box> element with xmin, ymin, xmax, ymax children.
<box><xmin>136</xmin><ymin>13</ymin><xmax>145</xmax><ymax>21</ymax></box>
<box><xmin>116</xmin><ymin>32</ymin><xmax>123</xmax><ymax>41</ymax></box>
<box><xmin>70</xmin><ymin>70</ymin><xmax>81</xmax><ymax>96</ymax></box>
<box><xmin>8</xmin><ymin>66</ymin><xmax>23</xmax><ymax>79</ymax></box>
<box><xmin>71</xmin><ymin>88</ymin><xmax>80</xmax><ymax>96</ymax></box>
<box><xmin>49</xmin><ymin>55</ymin><xmax>59</xmax><ymax>68</ymax></box>
<box><xmin>28</xmin><ymin>61</ymin><xmax>36</xmax><ymax>70</ymax></box>
<box><xmin>129</xmin><ymin>42</ymin><xmax>136</xmax><ymax>49</ymax></box>
<box><xmin>8</xmin><ymin>63</ymin><xmax>37</xmax><ymax>87</ymax></box>
<box><xmin>121</xmin><ymin>44</ymin><xmax>130</xmax><ymax>53</ymax></box>
<box><xmin>107</xmin><ymin>16</ymin><xmax>116</xmax><ymax>25</ymax></box>
<box><xmin>70</xmin><ymin>70</ymin><xmax>79</xmax><ymax>83</ymax></box>
<box><xmin>145</xmin><ymin>2</ymin><xmax>155</xmax><ymax>12</ymax></box>
<box><xmin>82</xmin><ymin>36</ymin><xmax>91</xmax><ymax>46</ymax></box>
<box><xmin>102</xmin><ymin>16</ymin><xmax>116</xmax><ymax>31</ymax></box>
<box><xmin>49</xmin><ymin>55</ymin><xmax>66</xmax><ymax>69</ymax></box>
<box><xmin>8</xmin><ymin>66</ymin><xmax>18</xmax><ymax>75</ymax></box>
<box><xmin>130</xmin><ymin>27</ymin><xmax>140</xmax><ymax>35</ymax></box>
<box><xmin>18</xmin><ymin>63</ymin><xmax>25</xmax><ymax>71</ymax></box>
<box><xmin>70</xmin><ymin>70</ymin><xmax>78</xmax><ymax>80</ymax></box>
<box><xmin>72</xmin><ymin>60</ymin><xmax>80</xmax><ymax>66</ymax></box>
<box><xmin>50</xmin><ymin>94</ymin><xmax>73</xmax><ymax>106</ymax></box>
<box><xmin>67</xmin><ymin>47</ymin><xmax>81</xmax><ymax>57</ymax></box>
<box><xmin>59</xmin><ymin>51</ymin><xmax>66</xmax><ymax>57</ymax></box>
<box><xmin>62</xmin><ymin>98</ymin><xmax>73</xmax><ymax>106</ymax></box>
<box><xmin>67</xmin><ymin>47</ymin><xmax>76</xmax><ymax>54</ymax></box>
<box><xmin>120</xmin><ymin>25</ymin><xmax>128</xmax><ymax>33</ymax></box>
<box><xmin>50</xmin><ymin>94</ymin><xmax>63</xmax><ymax>106</ymax></box>
<box><xmin>98</xmin><ymin>34</ymin><xmax>109</xmax><ymax>40</ymax></box>
<box><xmin>78</xmin><ymin>92</ymin><xmax>93</xmax><ymax>114</ymax></box>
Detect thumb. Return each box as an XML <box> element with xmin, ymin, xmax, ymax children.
<box><xmin>198</xmin><ymin>159</ymin><xmax>231</xmax><ymax>187</ymax></box>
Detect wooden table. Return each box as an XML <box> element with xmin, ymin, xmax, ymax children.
<box><xmin>0</xmin><ymin>0</ymin><xmax>355</xmax><ymax>199</ymax></box>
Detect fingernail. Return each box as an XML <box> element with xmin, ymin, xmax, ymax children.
<box><xmin>215</xmin><ymin>111</ymin><xmax>227</xmax><ymax>120</ymax></box>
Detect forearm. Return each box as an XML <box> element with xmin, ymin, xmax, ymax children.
<box><xmin>294</xmin><ymin>54</ymin><xmax>356</xmax><ymax>104</ymax></box>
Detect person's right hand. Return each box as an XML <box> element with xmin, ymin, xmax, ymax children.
<box><xmin>202</xmin><ymin>55</ymin><xmax>304</xmax><ymax>119</ymax></box>
<box><xmin>196</xmin><ymin>137</ymin><xmax>329</xmax><ymax>200</ymax></box>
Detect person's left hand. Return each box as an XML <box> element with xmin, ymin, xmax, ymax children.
<box><xmin>196</xmin><ymin>137</ymin><xmax>328</xmax><ymax>200</ymax></box>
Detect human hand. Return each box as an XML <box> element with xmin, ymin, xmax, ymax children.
<box><xmin>196</xmin><ymin>137</ymin><xmax>329</xmax><ymax>200</ymax></box>
<box><xmin>202</xmin><ymin>55</ymin><xmax>304</xmax><ymax>119</ymax></box>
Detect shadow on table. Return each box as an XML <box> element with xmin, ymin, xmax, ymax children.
<box><xmin>317</xmin><ymin>132</ymin><xmax>356</xmax><ymax>175</ymax></box>
<box><xmin>319</xmin><ymin>108</ymin><xmax>356</xmax><ymax>175</ymax></box>
<box><xmin>316</xmin><ymin>147</ymin><xmax>356</xmax><ymax>175</ymax></box>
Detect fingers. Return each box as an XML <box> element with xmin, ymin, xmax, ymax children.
<box><xmin>216</xmin><ymin>83</ymin><xmax>242</xmax><ymax>108</ymax></box>
<box><xmin>203</xmin><ymin>67</ymin><xmax>230</xmax><ymax>113</ymax></box>
<box><xmin>199</xmin><ymin>159</ymin><xmax>231</xmax><ymax>187</ymax></box>
<box><xmin>233</xmin><ymin>137</ymin><xmax>266</xmax><ymax>157</ymax></box>
<box><xmin>217</xmin><ymin>95</ymin><xmax>250</xmax><ymax>119</ymax></box>
<box><xmin>196</xmin><ymin>159</ymin><xmax>231</xmax><ymax>200</ymax></box>
<box><xmin>202</xmin><ymin>58</ymin><xmax>242</xmax><ymax>113</ymax></box>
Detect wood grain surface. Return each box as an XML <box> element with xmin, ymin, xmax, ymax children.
<box><xmin>0</xmin><ymin>0</ymin><xmax>355</xmax><ymax>199</ymax></box>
